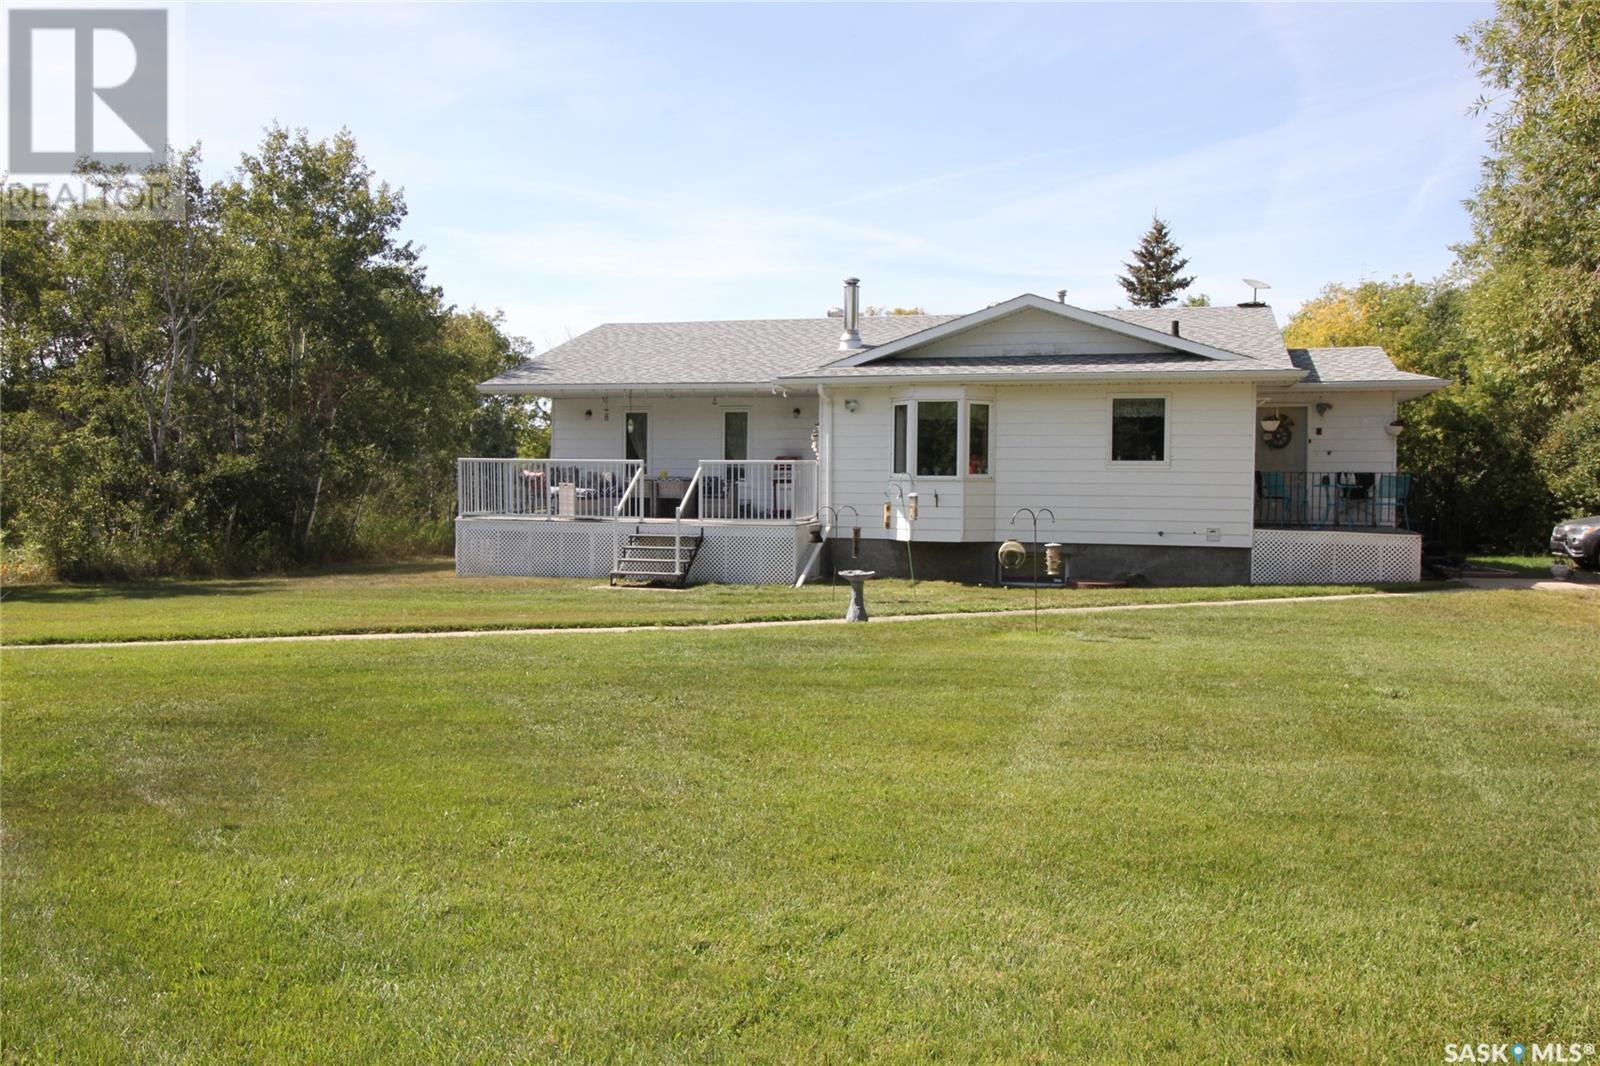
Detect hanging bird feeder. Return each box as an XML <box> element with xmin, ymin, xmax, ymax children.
<box><xmin>997</xmin><ymin>539</ymin><xmax>1028</xmax><ymax>570</ymax></box>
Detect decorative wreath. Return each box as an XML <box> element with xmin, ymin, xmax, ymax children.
<box><xmin>1262</xmin><ymin>414</ymin><xmax>1295</xmax><ymax>449</ymax></box>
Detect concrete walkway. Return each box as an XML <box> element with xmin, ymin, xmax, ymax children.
<box><xmin>1458</xmin><ymin>576</ymin><xmax>1599</xmax><ymax>593</ymax></box>
<box><xmin>2</xmin><ymin>590</ymin><xmax>1432</xmax><ymax>652</ymax></box>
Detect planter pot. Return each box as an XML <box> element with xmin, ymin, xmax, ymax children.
<box><xmin>1386</xmin><ymin>423</ymin><xmax>1405</xmax><ymax>437</ymax></box>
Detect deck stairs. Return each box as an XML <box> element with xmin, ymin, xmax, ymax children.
<box><xmin>610</xmin><ymin>528</ymin><xmax>703</xmax><ymax>586</ymax></box>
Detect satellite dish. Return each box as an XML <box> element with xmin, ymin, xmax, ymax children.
<box><xmin>1242</xmin><ymin>278</ymin><xmax>1272</xmax><ymax>304</ymax></box>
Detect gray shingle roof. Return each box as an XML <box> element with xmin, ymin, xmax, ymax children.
<box><xmin>1099</xmin><ymin>306</ymin><xmax>1293</xmax><ymax>367</ymax></box>
<box><xmin>479</xmin><ymin>301</ymin><xmax>1440</xmax><ymax>393</ymax></box>
<box><xmin>480</xmin><ymin>314</ymin><xmax>956</xmax><ymax>391</ymax></box>
<box><xmin>1288</xmin><ymin>347</ymin><xmax>1445</xmax><ymax>385</ymax></box>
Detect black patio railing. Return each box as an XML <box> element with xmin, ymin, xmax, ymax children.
<box><xmin>1254</xmin><ymin>471</ymin><xmax>1420</xmax><ymax>531</ymax></box>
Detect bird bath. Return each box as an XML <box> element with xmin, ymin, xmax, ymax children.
<box><xmin>836</xmin><ymin>569</ymin><xmax>878</xmax><ymax>622</ymax></box>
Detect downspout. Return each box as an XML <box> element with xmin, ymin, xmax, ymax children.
<box><xmin>816</xmin><ymin>383</ymin><xmax>831</xmax><ymax>518</ymax></box>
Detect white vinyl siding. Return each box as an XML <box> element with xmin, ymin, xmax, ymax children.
<box><xmin>825</xmin><ymin>381</ymin><xmax>1256</xmax><ymax>548</ymax></box>
<box><xmin>1300</xmin><ymin>391</ymin><xmax>1400</xmax><ymax>476</ymax></box>
<box><xmin>907</xmin><ymin>305</ymin><xmax>1171</xmax><ymax>359</ymax></box>
<box><xmin>549</xmin><ymin>394</ymin><xmax>817</xmax><ymax>475</ymax></box>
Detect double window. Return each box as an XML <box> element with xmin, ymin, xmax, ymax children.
<box><xmin>891</xmin><ymin>397</ymin><xmax>991</xmax><ymax>478</ymax></box>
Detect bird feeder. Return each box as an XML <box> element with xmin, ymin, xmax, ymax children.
<box><xmin>1044</xmin><ymin>543</ymin><xmax>1064</xmax><ymax>578</ymax></box>
<box><xmin>997</xmin><ymin>539</ymin><xmax>1027</xmax><ymax>570</ymax></box>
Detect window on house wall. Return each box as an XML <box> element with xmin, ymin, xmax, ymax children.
<box><xmin>1111</xmin><ymin>398</ymin><xmax>1166</xmax><ymax>462</ymax></box>
<box><xmin>624</xmin><ymin>411</ymin><xmax>648</xmax><ymax>466</ymax></box>
<box><xmin>968</xmin><ymin>403</ymin><xmax>990</xmax><ymax>475</ymax></box>
<box><xmin>892</xmin><ymin>403</ymin><xmax>908</xmax><ymax>473</ymax></box>
<box><xmin>917</xmin><ymin>401</ymin><xmax>958</xmax><ymax>477</ymax></box>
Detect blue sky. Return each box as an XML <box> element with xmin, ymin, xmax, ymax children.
<box><xmin>185</xmin><ymin>2</ymin><xmax>1492</xmax><ymax>351</ymax></box>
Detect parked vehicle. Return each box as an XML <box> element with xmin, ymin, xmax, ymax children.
<box><xmin>1550</xmin><ymin>515</ymin><xmax>1600</xmax><ymax>570</ymax></box>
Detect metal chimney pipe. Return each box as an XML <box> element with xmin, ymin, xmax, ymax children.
<box><xmin>839</xmin><ymin>277</ymin><xmax>864</xmax><ymax>351</ymax></box>
<box><xmin>1170</xmin><ymin>320</ymin><xmax>1180</xmax><ymax>337</ymax></box>
<box><xmin>1056</xmin><ymin>289</ymin><xmax>1067</xmax><ymax>303</ymax></box>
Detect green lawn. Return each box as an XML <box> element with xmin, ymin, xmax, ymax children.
<box><xmin>4</xmin><ymin>590</ymin><xmax>1597</xmax><ymax>1061</ymax></box>
<box><xmin>0</xmin><ymin>559</ymin><xmax>1430</xmax><ymax>645</ymax></box>
<box><xmin>1467</xmin><ymin>554</ymin><xmax>1563</xmax><ymax>577</ymax></box>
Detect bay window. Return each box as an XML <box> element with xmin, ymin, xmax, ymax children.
<box><xmin>887</xmin><ymin>394</ymin><xmax>992</xmax><ymax>478</ymax></box>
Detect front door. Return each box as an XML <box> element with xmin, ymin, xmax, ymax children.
<box><xmin>624</xmin><ymin>411</ymin><xmax>649</xmax><ymax>469</ymax></box>
<box><xmin>723</xmin><ymin>410</ymin><xmax>748</xmax><ymax>463</ymax></box>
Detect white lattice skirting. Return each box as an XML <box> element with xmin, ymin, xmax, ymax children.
<box><xmin>455</xmin><ymin>519</ymin><xmax>801</xmax><ymax>584</ymax></box>
<box><xmin>1251</xmin><ymin>528</ymin><xmax>1421</xmax><ymax>584</ymax></box>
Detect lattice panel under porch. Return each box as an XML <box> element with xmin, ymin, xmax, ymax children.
<box><xmin>1251</xmin><ymin>529</ymin><xmax>1421</xmax><ymax>584</ymax></box>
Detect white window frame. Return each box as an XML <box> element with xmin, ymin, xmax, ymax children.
<box><xmin>966</xmin><ymin>399</ymin><xmax>994</xmax><ymax>480</ymax></box>
<box><xmin>891</xmin><ymin>401</ymin><xmax>910</xmax><ymax>475</ymax></box>
<box><xmin>888</xmin><ymin>389</ymin><xmax>993</xmax><ymax>481</ymax></box>
<box><xmin>1107</xmin><ymin>393</ymin><xmax>1171</xmax><ymax>468</ymax></box>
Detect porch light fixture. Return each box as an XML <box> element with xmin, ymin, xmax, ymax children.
<box><xmin>1316</xmin><ymin>402</ymin><xmax>1333</xmax><ymax>415</ymax></box>
<box><xmin>844</xmin><ymin>399</ymin><xmax>859</xmax><ymax>413</ymax></box>
<box><xmin>793</xmin><ymin>406</ymin><xmax>802</xmax><ymax>418</ymax></box>
<box><xmin>584</xmin><ymin>408</ymin><xmax>593</xmax><ymax>420</ymax></box>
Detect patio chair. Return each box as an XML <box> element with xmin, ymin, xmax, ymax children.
<box><xmin>1377</xmin><ymin>473</ymin><xmax>1416</xmax><ymax>530</ymax></box>
<box><xmin>1255</xmin><ymin>471</ymin><xmax>1291</xmax><ymax>525</ymax></box>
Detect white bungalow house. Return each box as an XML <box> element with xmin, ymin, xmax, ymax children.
<box><xmin>459</xmin><ymin>279</ymin><xmax>1447</xmax><ymax>586</ymax></box>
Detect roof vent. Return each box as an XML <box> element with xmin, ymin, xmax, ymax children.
<box><xmin>1170</xmin><ymin>320</ymin><xmax>1180</xmax><ymax>337</ymax></box>
<box><xmin>826</xmin><ymin>306</ymin><xmax>843</xmax><ymax>318</ymax></box>
<box><xmin>838</xmin><ymin>278</ymin><xmax>864</xmax><ymax>351</ymax></box>
<box><xmin>1056</xmin><ymin>289</ymin><xmax>1068</xmax><ymax>303</ymax></box>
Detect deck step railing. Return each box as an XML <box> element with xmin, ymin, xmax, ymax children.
<box><xmin>1254</xmin><ymin>471</ymin><xmax>1419</xmax><ymax>531</ymax></box>
<box><xmin>694</xmin><ymin>460</ymin><xmax>818</xmax><ymax>522</ymax></box>
<box><xmin>457</xmin><ymin>459</ymin><xmax>643</xmax><ymax>519</ymax></box>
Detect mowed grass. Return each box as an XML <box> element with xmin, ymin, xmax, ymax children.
<box><xmin>0</xmin><ymin>559</ymin><xmax>1430</xmax><ymax>645</ymax></box>
<box><xmin>1468</xmin><ymin>554</ymin><xmax>1566</xmax><ymax>576</ymax></box>
<box><xmin>3</xmin><ymin>590</ymin><xmax>1597</xmax><ymax>1061</ymax></box>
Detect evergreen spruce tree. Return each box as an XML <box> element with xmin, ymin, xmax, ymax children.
<box><xmin>1116</xmin><ymin>215</ymin><xmax>1196</xmax><ymax>307</ymax></box>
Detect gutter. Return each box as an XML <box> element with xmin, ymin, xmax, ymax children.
<box><xmin>477</xmin><ymin>381</ymin><xmax>790</xmax><ymax>397</ymax></box>
<box><xmin>774</xmin><ymin>368</ymin><xmax>1309</xmax><ymax>387</ymax></box>
<box><xmin>1283</xmin><ymin>378</ymin><xmax>1450</xmax><ymax>393</ymax></box>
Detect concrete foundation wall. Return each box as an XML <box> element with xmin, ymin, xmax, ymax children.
<box><xmin>824</xmin><ymin>538</ymin><xmax>1251</xmax><ymax>586</ymax></box>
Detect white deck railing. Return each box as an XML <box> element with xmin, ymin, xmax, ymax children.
<box><xmin>458</xmin><ymin>457</ymin><xmax>818</xmax><ymax>523</ymax></box>
<box><xmin>457</xmin><ymin>459</ymin><xmax>644</xmax><ymax>519</ymax></box>
<box><xmin>691</xmin><ymin>460</ymin><xmax>818</xmax><ymax>522</ymax></box>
